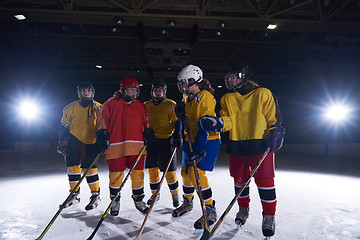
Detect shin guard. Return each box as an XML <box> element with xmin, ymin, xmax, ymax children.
<box><xmin>255</xmin><ymin>178</ymin><xmax>277</xmax><ymax>215</ymax></box>
<box><xmin>84</xmin><ymin>168</ymin><xmax>100</xmax><ymax>192</ymax></box>
<box><xmin>67</xmin><ymin>165</ymin><xmax>81</xmax><ymax>192</ymax></box>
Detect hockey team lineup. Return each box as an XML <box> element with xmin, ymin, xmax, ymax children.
<box><xmin>35</xmin><ymin>65</ymin><xmax>283</xmax><ymax>239</ymax></box>
<box><xmin>5</xmin><ymin>65</ymin><xmax>357</xmax><ymax>240</ymax></box>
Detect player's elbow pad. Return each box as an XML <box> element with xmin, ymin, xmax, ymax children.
<box><xmin>198</xmin><ymin>115</ymin><xmax>224</xmax><ymax>132</ymax></box>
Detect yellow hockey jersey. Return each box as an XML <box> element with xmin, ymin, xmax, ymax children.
<box><xmin>220</xmin><ymin>87</ymin><xmax>282</xmax><ymax>155</ymax></box>
<box><xmin>184</xmin><ymin>90</ymin><xmax>220</xmax><ymax>142</ymax></box>
<box><xmin>144</xmin><ymin>98</ymin><xmax>178</xmax><ymax>139</ymax></box>
<box><xmin>60</xmin><ymin>100</ymin><xmax>102</xmax><ymax>144</ymax></box>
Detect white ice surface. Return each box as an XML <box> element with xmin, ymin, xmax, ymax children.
<box><xmin>1</xmin><ymin>168</ymin><xmax>360</xmax><ymax>240</ymax></box>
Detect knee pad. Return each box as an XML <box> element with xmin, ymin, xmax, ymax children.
<box><xmin>148</xmin><ymin>167</ymin><xmax>160</xmax><ymax>183</ymax></box>
<box><xmin>67</xmin><ymin>165</ymin><xmax>81</xmax><ymax>174</ymax></box>
<box><xmin>165</xmin><ymin>171</ymin><xmax>178</xmax><ymax>184</ymax></box>
<box><xmin>131</xmin><ymin>170</ymin><xmax>144</xmax><ymax>189</ymax></box>
<box><xmin>109</xmin><ymin>171</ymin><xmax>124</xmax><ymax>188</ymax></box>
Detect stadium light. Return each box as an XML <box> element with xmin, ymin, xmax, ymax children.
<box><xmin>323</xmin><ymin>103</ymin><xmax>353</xmax><ymax>123</ymax></box>
<box><xmin>18</xmin><ymin>100</ymin><xmax>39</xmax><ymax>121</ymax></box>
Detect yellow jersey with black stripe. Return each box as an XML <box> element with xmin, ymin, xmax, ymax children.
<box><xmin>60</xmin><ymin>100</ymin><xmax>102</xmax><ymax>144</ymax></box>
<box><xmin>144</xmin><ymin>98</ymin><xmax>178</xmax><ymax>139</ymax></box>
<box><xmin>184</xmin><ymin>90</ymin><xmax>221</xmax><ymax>142</ymax></box>
<box><xmin>220</xmin><ymin>87</ymin><xmax>282</xmax><ymax>155</ymax></box>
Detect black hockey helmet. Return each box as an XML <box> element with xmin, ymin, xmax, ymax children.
<box><xmin>77</xmin><ymin>82</ymin><xmax>95</xmax><ymax>101</ymax></box>
<box><xmin>224</xmin><ymin>65</ymin><xmax>252</xmax><ymax>90</ymax></box>
<box><xmin>151</xmin><ymin>80</ymin><xmax>167</xmax><ymax>103</ymax></box>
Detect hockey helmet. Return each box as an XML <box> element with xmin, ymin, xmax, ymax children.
<box><xmin>224</xmin><ymin>66</ymin><xmax>251</xmax><ymax>90</ymax></box>
<box><xmin>151</xmin><ymin>81</ymin><xmax>167</xmax><ymax>103</ymax></box>
<box><xmin>177</xmin><ymin>64</ymin><xmax>203</xmax><ymax>94</ymax></box>
<box><xmin>120</xmin><ymin>77</ymin><xmax>140</xmax><ymax>101</ymax></box>
<box><xmin>77</xmin><ymin>83</ymin><xmax>95</xmax><ymax>101</ymax></box>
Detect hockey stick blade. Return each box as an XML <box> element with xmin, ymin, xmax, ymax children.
<box><xmin>200</xmin><ymin>228</ymin><xmax>211</xmax><ymax>240</ymax></box>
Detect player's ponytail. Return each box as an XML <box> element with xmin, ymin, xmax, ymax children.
<box><xmin>197</xmin><ymin>79</ymin><xmax>215</xmax><ymax>95</ymax></box>
<box><xmin>113</xmin><ymin>90</ymin><xmax>122</xmax><ymax>100</ymax></box>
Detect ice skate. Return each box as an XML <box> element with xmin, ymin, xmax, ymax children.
<box><xmin>172</xmin><ymin>193</ymin><xmax>180</xmax><ymax>208</ymax></box>
<box><xmin>194</xmin><ymin>201</ymin><xmax>217</xmax><ymax>229</ymax></box>
<box><xmin>61</xmin><ymin>190</ymin><xmax>80</xmax><ymax>208</ymax></box>
<box><xmin>147</xmin><ymin>193</ymin><xmax>160</xmax><ymax>205</ymax></box>
<box><xmin>132</xmin><ymin>195</ymin><xmax>149</xmax><ymax>214</ymax></box>
<box><xmin>262</xmin><ymin>212</ymin><xmax>275</xmax><ymax>237</ymax></box>
<box><xmin>85</xmin><ymin>191</ymin><xmax>100</xmax><ymax>210</ymax></box>
<box><xmin>235</xmin><ymin>206</ymin><xmax>249</xmax><ymax>226</ymax></box>
<box><xmin>172</xmin><ymin>196</ymin><xmax>193</xmax><ymax>217</ymax></box>
<box><xmin>110</xmin><ymin>195</ymin><xmax>121</xmax><ymax>216</ymax></box>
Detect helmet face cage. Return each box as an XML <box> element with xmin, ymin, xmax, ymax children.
<box><xmin>77</xmin><ymin>83</ymin><xmax>95</xmax><ymax>101</ymax></box>
<box><xmin>120</xmin><ymin>77</ymin><xmax>140</xmax><ymax>101</ymax></box>
<box><xmin>224</xmin><ymin>68</ymin><xmax>249</xmax><ymax>90</ymax></box>
<box><xmin>121</xmin><ymin>87</ymin><xmax>140</xmax><ymax>100</ymax></box>
<box><xmin>177</xmin><ymin>65</ymin><xmax>203</xmax><ymax>94</ymax></box>
<box><xmin>151</xmin><ymin>81</ymin><xmax>167</xmax><ymax>103</ymax></box>
<box><xmin>177</xmin><ymin>78</ymin><xmax>195</xmax><ymax>95</ymax></box>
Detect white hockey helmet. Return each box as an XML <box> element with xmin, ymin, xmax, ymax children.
<box><xmin>177</xmin><ymin>64</ymin><xmax>203</xmax><ymax>94</ymax></box>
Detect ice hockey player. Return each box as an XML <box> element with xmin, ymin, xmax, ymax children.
<box><xmin>172</xmin><ymin>65</ymin><xmax>221</xmax><ymax>230</ymax></box>
<box><xmin>57</xmin><ymin>82</ymin><xmax>102</xmax><ymax>211</ymax></box>
<box><xmin>198</xmin><ymin>66</ymin><xmax>285</xmax><ymax>237</ymax></box>
<box><xmin>144</xmin><ymin>81</ymin><xmax>182</xmax><ymax>207</ymax></box>
<box><xmin>96</xmin><ymin>77</ymin><xmax>155</xmax><ymax>216</ymax></box>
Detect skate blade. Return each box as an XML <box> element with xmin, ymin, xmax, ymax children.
<box><xmin>170</xmin><ymin>211</ymin><xmax>191</xmax><ymax>220</ymax></box>
<box><xmin>61</xmin><ymin>204</ymin><xmax>80</xmax><ymax>213</ymax></box>
<box><xmin>109</xmin><ymin>212</ymin><xmax>120</xmax><ymax>219</ymax></box>
<box><xmin>85</xmin><ymin>208</ymin><xmax>102</xmax><ymax>215</ymax></box>
<box><xmin>194</xmin><ymin>223</ymin><xmax>215</xmax><ymax>235</ymax></box>
<box><xmin>236</xmin><ymin>222</ymin><xmax>246</xmax><ymax>230</ymax></box>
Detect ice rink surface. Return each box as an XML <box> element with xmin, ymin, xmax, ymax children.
<box><xmin>0</xmin><ymin>150</ymin><xmax>359</xmax><ymax>240</ymax></box>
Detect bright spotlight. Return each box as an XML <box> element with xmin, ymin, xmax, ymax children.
<box><xmin>19</xmin><ymin>101</ymin><xmax>38</xmax><ymax>120</ymax></box>
<box><xmin>324</xmin><ymin>104</ymin><xmax>351</xmax><ymax>122</ymax></box>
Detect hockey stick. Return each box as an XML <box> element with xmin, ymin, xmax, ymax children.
<box><xmin>183</xmin><ymin>115</ymin><xmax>210</xmax><ymax>233</ymax></box>
<box><xmin>134</xmin><ymin>146</ymin><xmax>178</xmax><ymax>240</ymax></box>
<box><xmin>200</xmin><ymin>147</ymin><xmax>271</xmax><ymax>240</ymax></box>
<box><xmin>87</xmin><ymin>145</ymin><xmax>146</xmax><ymax>240</ymax></box>
<box><xmin>36</xmin><ymin>152</ymin><xmax>101</xmax><ymax>240</ymax></box>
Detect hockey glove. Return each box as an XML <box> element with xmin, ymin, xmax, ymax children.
<box><xmin>198</xmin><ymin>115</ymin><xmax>224</xmax><ymax>132</ymax></box>
<box><xmin>143</xmin><ymin>128</ymin><xmax>155</xmax><ymax>147</ymax></box>
<box><xmin>266</xmin><ymin>127</ymin><xmax>285</xmax><ymax>153</ymax></box>
<box><xmin>175</xmin><ymin>102</ymin><xmax>186</xmax><ymax>122</ymax></box>
<box><xmin>187</xmin><ymin>148</ymin><xmax>206</xmax><ymax>165</ymax></box>
<box><xmin>171</xmin><ymin>120</ymin><xmax>183</xmax><ymax>148</ymax></box>
<box><xmin>96</xmin><ymin>129</ymin><xmax>110</xmax><ymax>153</ymax></box>
<box><xmin>57</xmin><ymin>139</ymin><xmax>69</xmax><ymax>157</ymax></box>
<box><xmin>171</xmin><ymin>131</ymin><xmax>183</xmax><ymax>148</ymax></box>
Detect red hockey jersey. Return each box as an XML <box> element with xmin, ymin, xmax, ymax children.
<box><xmin>97</xmin><ymin>97</ymin><xmax>149</xmax><ymax>160</ymax></box>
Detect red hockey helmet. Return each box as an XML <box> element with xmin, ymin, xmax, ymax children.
<box><xmin>120</xmin><ymin>77</ymin><xmax>140</xmax><ymax>101</ymax></box>
<box><xmin>120</xmin><ymin>77</ymin><xmax>140</xmax><ymax>89</ymax></box>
